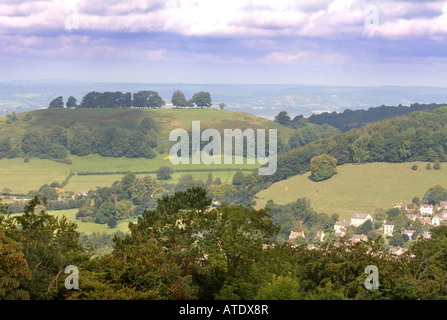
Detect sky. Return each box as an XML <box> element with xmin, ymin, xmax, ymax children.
<box><xmin>2</xmin><ymin>0</ymin><xmax>447</xmax><ymax>86</ymax></box>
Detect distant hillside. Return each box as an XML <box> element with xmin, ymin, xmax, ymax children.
<box><xmin>0</xmin><ymin>108</ymin><xmax>294</xmax><ymax>162</ymax></box>
<box><xmin>265</xmin><ymin>106</ymin><xmax>447</xmax><ymax>184</ymax></box>
<box><xmin>256</xmin><ymin>162</ymin><xmax>447</xmax><ymax>219</ymax></box>
<box><xmin>3</xmin><ymin>80</ymin><xmax>447</xmax><ymax>118</ymax></box>
<box><xmin>307</xmin><ymin>103</ymin><xmax>447</xmax><ymax>132</ymax></box>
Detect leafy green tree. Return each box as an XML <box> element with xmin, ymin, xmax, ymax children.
<box><xmin>426</xmin><ymin>163</ymin><xmax>432</xmax><ymax>170</ymax></box>
<box><xmin>5</xmin><ymin>112</ymin><xmax>18</xmax><ymax>124</ymax></box>
<box><xmin>192</xmin><ymin>91</ymin><xmax>212</xmax><ymax>108</ymax></box>
<box><xmin>23</xmin><ymin>113</ymin><xmax>32</xmax><ymax>122</ymax></box>
<box><xmin>107</xmin><ymin>217</ymin><xmax>118</xmax><ymax>228</ymax></box>
<box><xmin>133</xmin><ymin>91</ymin><xmax>165</xmax><ymax>108</ymax></box>
<box><xmin>171</xmin><ymin>90</ymin><xmax>188</xmax><ymax>108</ymax></box>
<box><xmin>208</xmin><ymin>183</ymin><xmax>237</xmax><ymax>202</ymax></box>
<box><xmin>255</xmin><ymin>275</ymin><xmax>303</xmax><ymax>300</ymax></box>
<box><xmin>139</xmin><ymin>117</ymin><xmax>157</xmax><ymax>133</ymax></box>
<box><xmin>1</xmin><ymin>197</ymin><xmax>88</xmax><ymax>299</ymax></box>
<box><xmin>310</xmin><ymin>154</ymin><xmax>337</xmax><ymax>181</ymax></box>
<box><xmin>95</xmin><ymin>202</ymin><xmax>116</xmax><ymax>224</ymax></box>
<box><xmin>69</xmin><ymin>128</ymin><xmax>94</xmax><ymax>156</ymax></box>
<box><xmin>423</xmin><ymin>185</ymin><xmax>447</xmax><ymax>205</ymax></box>
<box><xmin>174</xmin><ymin>175</ymin><xmax>206</xmax><ymax>193</ymax></box>
<box><xmin>274</xmin><ymin>111</ymin><xmax>292</xmax><ymax>127</ymax></box>
<box><xmin>124</xmin><ymin>92</ymin><xmax>133</xmax><ymax>108</ymax></box>
<box><xmin>389</xmin><ymin>233</ymin><xmax>405</xmax><ymax>247</ymax></box>
<box><xmin>66</xmin><ymin>96</ymin><xmax>77</xmax><ymax>108</ymax></box>
<box><xmin>232</xmin><ymin>170</ymin><xmax>245</xmax><ymax>187</ymax></box>
<box><xmin>20</xmin><ymin>130</ymin><xmax>39</xmax><ymax>155</ymax></box>
<box><xmin>156</xmin><ymin>166</ymin><xmax>174</xmax><ymax>180</ymax></box>
<box><xmin>0</xmin><ymin>223</ymin><xmax>31</xmax><ymax>300</ymax></box>
<box><xmin>48</xmin><ymin>126</ymin><xmax>68</xmax><ymax>148</ymax></box>
<box><xmin>49</xmin><ymin>96</ymin><xmax>64</xmax><ymax>108</ymax></box>
<box><xmin>115</xmin><ymin>200</ymin><xmax>133</xmax><ymax>220</ymax></box>
<box><xmin>434</xmin><ymin>160</ymin><xmax>442</xmax><ymax>170</ymax></box>
<box><xmin>359</xmin><ymin>219</ymin><xmax>373</xmax><ymax>235</ymax></box>
<box><xmin>0</xmin><ymin>136</ymin><xmax>12</xmax><ymax>156</ymax></box>
<box><xmin>218</xmin><ymin>103</ymin><xmax>226</xmax><ymax>111</ymax></box>
<box><xmin>350</xmin><ymin>133</ymin><xmax>372</xmax><ymax>164</ymax></box>
<box><xmin>37</xmin><ymin>184</ymin><xmax>58</xmax><ymax>200</ymax></box>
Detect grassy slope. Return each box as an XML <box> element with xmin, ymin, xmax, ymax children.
<box><xmin>0</xmin><ymin>158</ymin><xmax>71</xmax><ymax>194</ymax></box>
<box><xmin>0</xmin><ymin>108</ymin><xmax>292</xmax><ymax>150</ymax></box>
<box><xmin>255</xmin><ymin>162</ymin><xmax>447</xmax><ymax>220</ymax></box>
<box><xmin>0</xmin><ymin>108</ymin><xmax>291</xmax><ymax>193</ymax></box>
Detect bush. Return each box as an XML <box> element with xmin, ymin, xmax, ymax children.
<box><xmin>310</xmin><ymin>154</ymin><xmax>338</xmax><ymax>182</ymax></box>
<box><xmin>411</xmin><ymin>164</ymin><xmax>418</xmax><ymax>171</ymax></box>
<box><xmin>156</xmin><ymin>166</ymin><xmax>174</xmax><ymax>180</ymax></box>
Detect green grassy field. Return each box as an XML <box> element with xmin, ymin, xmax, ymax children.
<box><xmin>0</xmin><ymin>158</ymin><xmax>71</xmax><ymax>194</ymax></box>
<box><xmin>0</xmin><ymin>108</ymin><xmax>284</xmax><ymax>194</ymax></box>
<box><xmin>63</xmin><ymin>169</ymin><xmax>247</xmax><ymax>192</ymax></box>
<box><xmin>47</xmin><ymin>208</ymin><xmax>132</xmax><ymax>235</ymax></box>
<box><xmin>255</xmin><ymin>162</ymin><xmax>447</xmax><ymax>220</ymax></box>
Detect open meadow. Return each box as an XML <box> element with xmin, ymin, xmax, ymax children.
<box><xmin>255</xmin><ymin>162</ymin><xmax>447</xmax><ymax>220</ymax></box>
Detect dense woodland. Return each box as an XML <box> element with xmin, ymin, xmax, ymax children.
<box><xmin>306</xmin><ymin>103</ymin><xmax>447</xmax><ymax>132</ymax></box>
<box><xmin>268</xmin><ymin>106</ymin><xmax>447</xmax><ymax>183</ymax></box>
<box><xmin>0</xmin><ymin>116</ymin><xmax>159</xmax><ymax>161</ymax></box>
<box><xmin>2</xmin><ymin>189</ymin><xmax>447</xmax><ymax>300</ymax></box>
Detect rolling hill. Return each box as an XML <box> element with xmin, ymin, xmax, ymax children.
<box><xmin>0</xmin><ymin>107</ymin><xmax>293</xmax><ymax>194</ymax></box>
<box><xmin>255</xmin><ymin>162</ymin><xmax>447</xmax><ymax>220</ymax></box>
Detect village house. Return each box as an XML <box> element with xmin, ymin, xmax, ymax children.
<box><xmin>383</xmin><ymin>221</ymin><xmax>395</xmax><ymax>236</ymax></box>
<box><xmin>402</xmin><ymin>230</ymin><xmax>418</xmax><ymax>240</ymax></box>
<box><xmin>334</xmin><ymin>220</ymin><xmax>350</xmax><ymax>237</ymax></box>
<box><xmin>316</xmin><ymin>230</ymin><xmax>325</xmax><ymax>242</ymax></box>
<box><xmin>351</xmin><ymin>234</ymin><xmax>368</xmax><ymax>243</ymax></box>
<box><xmin>334</xmin><ymin>220</ymin><xmax>350</xmax><ymax>231</ymax></box>
<box><xmin>289</xmin><ymin>231</ymin><xmax>305</xmax><ymax>240</ymax></box>
<box><xmin>423</xmin><ymin>231</ymin><xmax>432</xmax><ymax>239</ymax></box>
<box><xmin>432</xmin><ymin>214</ymin><xmax>442</xmax><ymax>226</ymax></box>
<box><xmin>72</xmin><ymin>191</ymin><xmax>89</xmax><ymax>199</ymax></box>
<box><xmin>350</xmin><ymin>213</ymin><xmax>373</xmax><ymax>227</ymax></box>
<box><xmin>420</xmin><ymin>204</ymin><xmax>434</xmax><ymax>215</ymax></box>
<box><xmin>394</xmin><ymin>203</ymin><xmax>413</xmax><ymax>213</ymax></box>
<box><xmin>390</xmin><ymin>246</ymin><xmax>408</xmax><ymax>256</ymax></box>
<box><xmin>419</xmin><ymin>216</ymin><xmax>432</xmax><ymax>225</ymax></box>
<box><xmin>406</xmin><ymin>214</ymin><xmax>419</xmax><ymax>222</ymax></box>
<box><xmin>334</xmin><ymin>227</ymin><xmax>347</xmax><ymax>238</ymax></box>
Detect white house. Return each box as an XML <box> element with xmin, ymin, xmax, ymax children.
<box><xmin>432</xmin><ymin>214</ymin><xmax>442</xmax><ymax>226</ymax></box>
<box><xmin>383</xmin><ymin>221</ymin><xmax>395</xmax><ymax>236</ymax></box>
<box><xmin>350</xmin><ymin>214</ymin><xmax>373</xmax><ymax>227</ymax></box>
<box><xmin>420</xmin><ymin>204</ymin><xmax>434</xmax><ymax>215</ymax></box>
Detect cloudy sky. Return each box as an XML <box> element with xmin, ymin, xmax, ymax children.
<box><xmin>2</xmin><ymin>0</ymin><xmax>447</xmax><ymax>86</ymax></box>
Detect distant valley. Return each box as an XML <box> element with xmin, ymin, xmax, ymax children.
<box><xmin>2</xmin><ymin>80</ymin><xmax>447</xmax><ymax>118</ymax></box>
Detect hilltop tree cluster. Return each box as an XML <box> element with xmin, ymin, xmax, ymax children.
<box><xmin>48</xmin><ymin>90</ymin><xmax>212</xmax><ymax>109</ymax></box>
